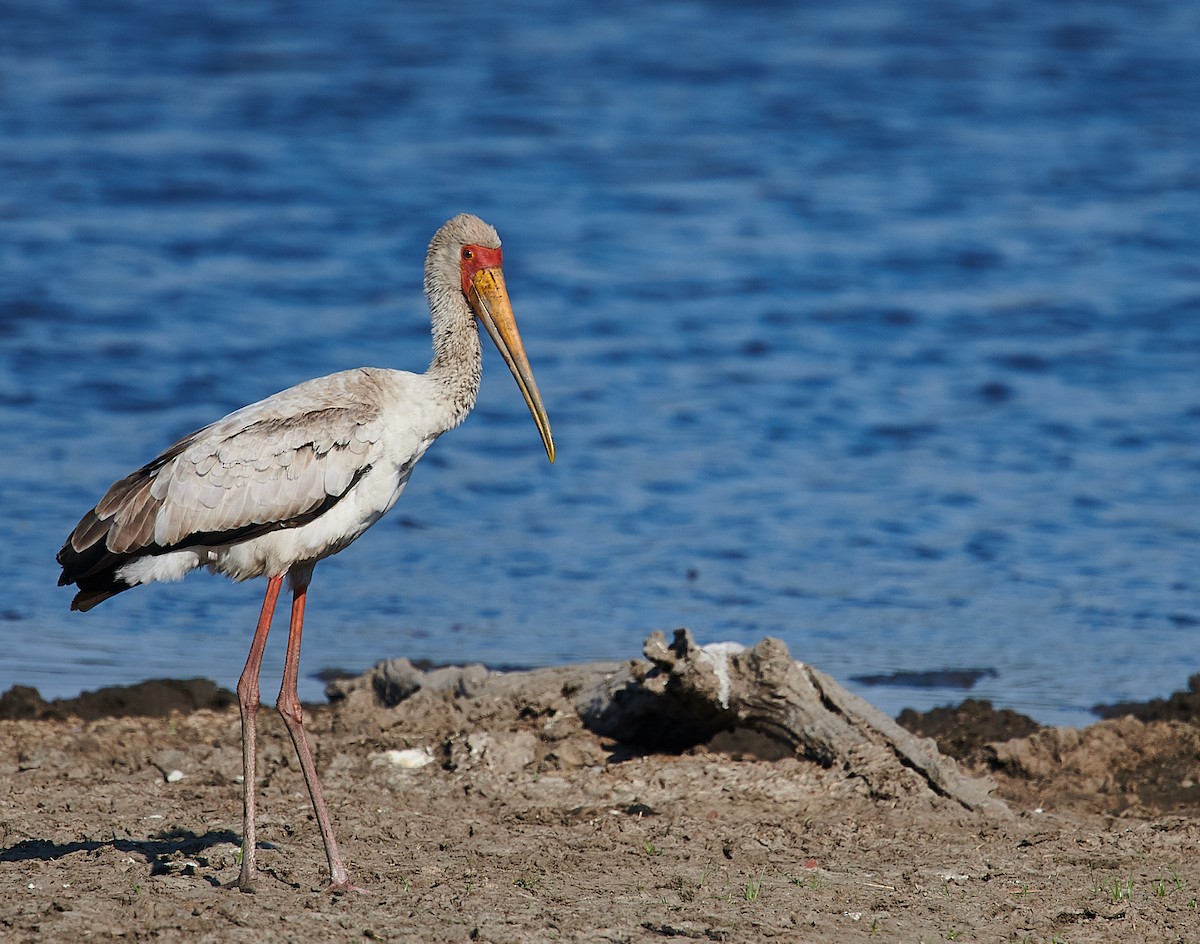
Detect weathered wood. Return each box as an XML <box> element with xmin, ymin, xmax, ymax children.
<box><xmin>578</xmin><ymin>629</ymin><xmax>1008</xmax><ymax>813</ymax></box>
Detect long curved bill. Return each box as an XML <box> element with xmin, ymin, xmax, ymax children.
<box><xmin>468</xmin><ymin>267</ymin><xmax>556</xmax><ymax>463</ymax></box>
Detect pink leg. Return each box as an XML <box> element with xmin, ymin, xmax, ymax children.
<box><xmin>276</xmin><ymin>575</ymin><xmax>361</xmax><ymax>892</ymax></box>
<box><xmin>235</xmin><ymin>573</ymin><xmax>283</xmax><ymax>892</ymax></box>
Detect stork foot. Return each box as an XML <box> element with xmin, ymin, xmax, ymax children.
<box><xmin>325</xmin><ymin>877</ymin><xmax>369</xmax><ymax>895</ymax></box>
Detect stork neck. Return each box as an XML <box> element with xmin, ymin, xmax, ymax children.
<box><xmin>426</xmin><ymin>306</ymin><xmax>483</xmax><ymax>429</ymax></box>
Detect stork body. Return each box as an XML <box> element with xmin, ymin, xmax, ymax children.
<box><xmin>56</xmin><ymin>214</ymin><xmax>555</xmax><ymax>892</ymax></box>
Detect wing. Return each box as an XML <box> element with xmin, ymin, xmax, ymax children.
<box><xmin>58</xmin><ymin>369</ymin><xmax>390</xmax><ymax>587</ymax></box>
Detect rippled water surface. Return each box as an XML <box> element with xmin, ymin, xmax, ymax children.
<box><xmin>2</xmin><ymin>1</ymin><xmax>1198</xmax><ymax>726</ymax></box>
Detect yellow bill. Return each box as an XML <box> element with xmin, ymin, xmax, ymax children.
<box><xmin>468</xmin><ymin>267</ymin><xmax>556</xmax><ymax>463</ymax></box>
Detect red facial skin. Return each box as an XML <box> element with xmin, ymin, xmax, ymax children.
<box><xmin>460</xmin><ymin>244</ymin><xmax>503</xmax><ymax>296</ymax></box>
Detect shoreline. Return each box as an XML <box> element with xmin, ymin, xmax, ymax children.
<box><xmin>3</xmin><ymin>660</ymin><xmax>1198</xmax><ymax>731</ymax></box>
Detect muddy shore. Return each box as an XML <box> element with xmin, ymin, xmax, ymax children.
<box><xmin>1</xmin><ymin>652</ymin><xmax>1197</xmax><ymax>943</ymax></box>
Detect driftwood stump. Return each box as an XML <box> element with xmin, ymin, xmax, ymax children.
<box><xmin>577</xmin><ymin>629</ymin><xmax>1006</xmax><ymax>813</ymax></box>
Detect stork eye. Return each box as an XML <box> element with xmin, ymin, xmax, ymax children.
<box><xmin>462</xmin><ymin>248</ymin><xmax>474</xmax><ymax>261</ymax></box>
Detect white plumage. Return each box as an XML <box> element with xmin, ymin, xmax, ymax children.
<box><xmin>57</xmin><ymin>213</ymin><xmax>555</xmax><ymax>892</ymax></box>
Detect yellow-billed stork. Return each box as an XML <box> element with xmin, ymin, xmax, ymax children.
<box><xmin>57</xmin><ymin>213</ymin><xmax>555</xmax><ymax>892</ymax></box>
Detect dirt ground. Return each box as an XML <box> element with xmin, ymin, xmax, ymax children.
<box><xmin>1</xmin><ymin>660</ymin><xmax>1199</xmax><ymax>943</ymax></box>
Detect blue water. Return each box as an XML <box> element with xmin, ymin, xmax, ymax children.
<box><xmin>2</xmin><ymin>1</ymin><xmax>1198</xmax><ymax>727</ymax></box>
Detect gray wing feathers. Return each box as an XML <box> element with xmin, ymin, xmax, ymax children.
<box><xmin>72</xmin><ymin>385</ymin><xmax>388</xmax><ymax>559</ymax></box>
<box><xmin>149</xmin><ymin>407</ymin><xmax>383</xmax><ymax>549</ymax></box>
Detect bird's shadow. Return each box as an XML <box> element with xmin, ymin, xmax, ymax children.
<box><xmin>0</xmin><ymin>828</ymin><xmax>242</xmax><ymax>887</ymax></box>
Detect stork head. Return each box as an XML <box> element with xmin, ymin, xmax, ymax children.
<box><xmin>426</xmin><ymin>214</ymin><xmax>555</xmax><ymax>463</ymax></box>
